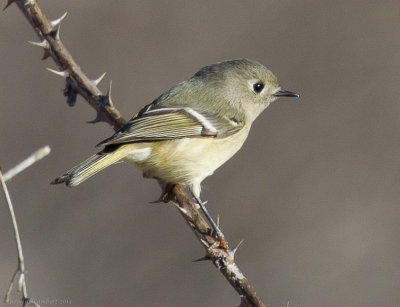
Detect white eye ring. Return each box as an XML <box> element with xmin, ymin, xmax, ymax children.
<box><xmin>249</xmin><ymin>80</ymin><xmax>264</xmax><ymax>94</ymax></box>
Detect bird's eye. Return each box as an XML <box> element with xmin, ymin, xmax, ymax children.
<box><xmin>253</xmin><ymin>82</ymin><xmax>264</xmax><ymax>94</ymax></box>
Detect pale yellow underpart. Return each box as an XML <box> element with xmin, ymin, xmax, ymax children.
<box><xmin>122</xmin><ymin>125</ymin><xmax>251</xmax><ymax>197</ymax></box>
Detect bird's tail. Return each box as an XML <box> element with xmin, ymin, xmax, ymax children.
<box><xmin>51</xmin><ymin>145</ymin><xmax>132</xmax><ymax>187</ymax></box>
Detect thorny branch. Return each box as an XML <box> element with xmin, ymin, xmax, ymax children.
<box><xmin>8</xmin><ymin>0</ymin><xmax>125</xmax><ymax>130</ymax></box>
<box><xmin>4</xmin><ymin>1</ymin><xmax>267</xmax><ymax>306</ymax></box>
<box><xmin>1</xmin><ymin>146</ymin><xmax>51</xmax><ymax>307</ymax></box>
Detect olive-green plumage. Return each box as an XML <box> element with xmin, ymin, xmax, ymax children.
<box><xmin>52</xmin><ymin>58</ymin><xmax>298</xmax><ymax>197</ymax></box>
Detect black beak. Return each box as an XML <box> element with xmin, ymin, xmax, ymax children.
<box><xmin>273</xmin><ymin>89</ymin><xmax>299</xmax><ymax>98</ymax></box>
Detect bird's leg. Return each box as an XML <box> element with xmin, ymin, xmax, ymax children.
<box><xmin>194</xmin><ymin>196</ymin><xmax>224</xmax><ymax>240</ymax></box>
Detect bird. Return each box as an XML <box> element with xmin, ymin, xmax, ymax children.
<box><xmin>52</xmin><ymin>58</ymin><xmax>298</xmax><ymax>236</ymax></box>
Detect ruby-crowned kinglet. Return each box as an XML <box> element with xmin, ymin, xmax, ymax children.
<box><xmin>52</xmin><ymin>59</ymin><xmax>298</xmax><ymax>219</ymax></box>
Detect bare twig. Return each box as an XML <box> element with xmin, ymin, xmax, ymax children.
<box><xmin>5</xmin><ymin>1</ymin><xmax>267</xmax><ymax>306</ymax></box>
<box><xmin>3</xmin><ymin>146</ymin><xmax>50</xmax><ymax>181</ymax></box>
<box><xmin>1</xmin><ymin>168</ymin><xmax>40</xmax><ymax>307</ymax></box>
<box><xmin>1</xmin><ymin>146</ymin><xmax>49</xmax><ymax>306</ymax></box>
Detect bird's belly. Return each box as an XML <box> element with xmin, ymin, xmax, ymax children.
<box><xmin>124</xmin><ymin>126</ymin><xmax>250</xmax><ymax>186</ymax></box>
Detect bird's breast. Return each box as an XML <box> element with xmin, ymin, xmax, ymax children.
<box><xmin>123</xmin><ymin>125</ymin><xmax>251</xmax><ymax>186</ymax></box>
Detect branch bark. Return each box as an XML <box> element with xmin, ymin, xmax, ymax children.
<box><xmin>5</xmin><ymin>1</ymin><xmax>267</xmax><ymax>306</ymax></box>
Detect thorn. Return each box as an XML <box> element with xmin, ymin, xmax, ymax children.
<box><xmin>28</xmin><ymin>40</ymin><xmax>52</xmax><ymax>60</ymax></box>
<box><xmin>93</xmin><ymin>72</ymin><xmax>106</xmax><ymax>86</ymax></box>
<box><xmin>106</xmin><ymin>80</ymin><xmax>114</xmax><ymax>106</ymax></box>
<box><xmin>86</xmin><ymin>111</ymin><xmax>104</xmax><ymax>124</ymax></box>
<box><xmin>192</xmin><ymin>199</ymin><xmax>207</xmax><ymax>210</ymax></box>
<box><xmin>217</xmin><ymin>214</ymin><xmax>220</xmax><ymax>227</ymax></box>
<box><xmin>49</xmin><ymin>18</ymin><xmax>63</xmax><ymax>40</ymax></box>
<box><xmin>3</xmin><ymin>0</ymin><xmax>15</xmax><ymax>11</ymax></box>
<box><xmin>199</xmin><ymin>238</ymin><xmax>210</xmax><ymax>247</ymax></box>
<box><xmin>193</xmin><ymin>255</ymin><xmax>210</xmax><ymax>262</ymax></box>
<box><xmin>148</xmin><ymin>198</ymin><xmax>163</xmax><ymax>204</ymax></box>
<box><xmin>52</xmin><ymin>24</ymin><xmax>61</xmax><ymax>40</ymax></box>
<box><xmin>42</xmin><ymin>48</ymin><xmax>52</xmax><ymax>60</ymax></box>
<box><xmin>46</xmin><ymin>67</ymin><xmax>68</xmax><ymax>78</ymax></box>
<box><xmin>50</xmin><ymin>12</ymin><xmax>67</xmax><ymax>27</ymax></box>
<box><xmin>232</xmin><ymin>239</ymin><xmax>244</xmax><ymax>255</ymax></box>
<box><xmin>170</xmin><ymin>201</ymin><xmax>189</xmax><ymax>215</ymax></box>
<box><xmin>28</xmin><ymin>40</ymin><xmax>48</xmax><ymax>48</ymax></box>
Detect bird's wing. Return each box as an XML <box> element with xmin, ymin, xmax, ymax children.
<box><xmin>97</xmin><ymin>107</ymin><xmax>242</xmax><ymax>146</ymax></box>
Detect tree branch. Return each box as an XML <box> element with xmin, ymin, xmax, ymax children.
<box><xmin>5</xmin><ymin>1</ymin><xmax>267</xmax><ymax>306</ymax></box>
<box><xmin>12</xmin><ymin>0</ymin><xmax>125</xmax><ymax>130</ymax></box>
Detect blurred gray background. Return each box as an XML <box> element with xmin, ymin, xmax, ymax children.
<box><xmin>1</xmin><ymin>1</ymin><xmax>400</xmax><ymax>306</ymax></box>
